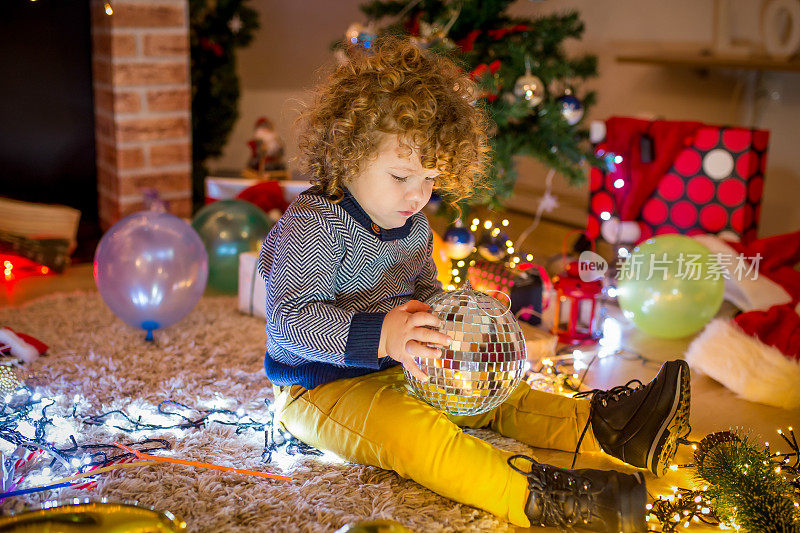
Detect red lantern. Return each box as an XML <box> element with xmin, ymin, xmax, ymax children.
<box><xmin>551</xmin><ymin>261</ymin><xmax>602</xmax><ymax>344</ymax></box>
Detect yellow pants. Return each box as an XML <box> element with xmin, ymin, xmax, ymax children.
<box><xmin>273</xmin><ymin>366</ymin><xmax>600</xmax><ymax>528</ymax></box>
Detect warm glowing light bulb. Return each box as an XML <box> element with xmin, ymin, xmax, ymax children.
<box><xmin>104</xmin><ymin>1</ymin><xmax>113</xmax><ymax>15</ymax></box>
<box><xmin>484</xmin><ymin>220</ymin><xmax>492</xmax><ymax>229</ymax></box>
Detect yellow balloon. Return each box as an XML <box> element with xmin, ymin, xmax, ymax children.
<box><xmin>431</xmin><ymin>230</ymin><xmax>452</xmax><ymax>287</ymax></box>
<box><xmin>0</xmin><ymin>499</ymin><xmax>187</xmax><ymax>533</ymax></box>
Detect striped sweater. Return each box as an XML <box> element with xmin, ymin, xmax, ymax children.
<box><xmin>258</xmin><ymin>187</ymin><xmax>443</xmax><ymax>390</ymax></box>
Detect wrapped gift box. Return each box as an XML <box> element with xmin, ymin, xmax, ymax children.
<box><xmin>586</xmin><ymin>117</ymin><xmax>769</xmax><ymax>244</ymax></box>
<box><xmin>238</xmin><ymin>250</ymin><xmax>266</xmax><ymax>318</ymax></box>
<box><xmin>467</xmin><ymin>259</ymin><xmax>544</xmax><ymax>326</ymax></box>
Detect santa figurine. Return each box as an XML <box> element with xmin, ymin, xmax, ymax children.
<box><xmin>247</xmin><ymin>117</ymin><xmax>285</xmax><ymax>173</ymax></box>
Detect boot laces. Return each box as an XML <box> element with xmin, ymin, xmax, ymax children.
<box><xmin>569</xmin><ymin>379</ymin><xmax>644</xmax><ymax>469</ymax></box>
<box><xmin>508</xmin><ymin>455</ymin><xmax>597</xmax><ymax>529</ymax></box>
<box><xmin>574</xmin><ymin>379</ymin><xmax>644</xmax><ymax>407</ymax></box>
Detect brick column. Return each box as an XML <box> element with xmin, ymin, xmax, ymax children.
<box><xmin>90</xmin><ymin>0</ymin><xmax>192</xmax><ymax>230</ymax></box>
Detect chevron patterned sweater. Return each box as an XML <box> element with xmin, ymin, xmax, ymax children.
<box><xmin>258</xmin><ymin>187</ymin><xmax>443</xmax><ymax>390</ymax></box>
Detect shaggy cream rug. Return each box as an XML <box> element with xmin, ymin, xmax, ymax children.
<box><xmin>0</xmin><ymin>292</ymin><xmax>535</xmax><ymax>532</ymax></box>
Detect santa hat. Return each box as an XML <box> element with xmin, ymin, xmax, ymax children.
<box><xmin>0</xmin><ymin>327</ymin><xmax>48</xmax><ymax>363</ymax></box>
<box><xmin>686</xmin><ymin>231</ymin><xmax>800</xmax><ymax>408</ymax></box>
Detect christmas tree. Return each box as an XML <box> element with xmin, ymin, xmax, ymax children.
<box><xmin>190</xmin><ymin>0</ymin><xmax>259</xmax><ymax>210</ymax></box>
<box><xmin>340</xmin><ymin>0</ymin><xmax>598</xmax><ymax>210</ymax></box>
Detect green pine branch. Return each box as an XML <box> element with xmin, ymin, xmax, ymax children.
<box><xmin>696</xmin><ymin>432</ymin><xmax>800</xmax><ymax>532</ymax></box>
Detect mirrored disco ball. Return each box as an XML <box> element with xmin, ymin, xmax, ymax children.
<box><xmin>404</xmin><ymin>283</ymin><xmax>527</xmax><ymax>416</ymax></box>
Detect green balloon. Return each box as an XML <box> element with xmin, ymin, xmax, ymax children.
<box><xmin>617</xmin><ymin>234</ymin><xmax>724</xmax><ymax>339</ymax></box>
<box><xmin>191</xmin><ymin>199</ymin><xmax>273</xmax><ymax>293</ymax></box>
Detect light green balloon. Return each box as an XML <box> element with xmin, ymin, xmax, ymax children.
<box><xmin>191</xmin><ymin>199</ymin><xmax>273</xmax><ymax>293</ymax></box>
<box><xmin>617</xmin><ymin>234</ymin><xmax>724</xmax><ymax>339</ymax></box>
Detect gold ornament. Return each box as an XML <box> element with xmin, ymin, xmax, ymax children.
<box><xmin>0</xmin><ymin>365</ymin><xmax>21</xmax><ymax>396</ymax></box>
<box><xmin>334</xmin><ymin>519</ymin><xmax>413</xmax><ymax>533</ymax></box>
<box><xmin>0</xmin><ymin>499</ymin><xmax>187</xmax><ymax>532</ymax></box>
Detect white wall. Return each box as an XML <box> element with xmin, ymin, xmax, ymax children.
<box><xmin>212</xmin><ymin>0</ymin><xmax>800</xmax><ymax>237</ymax></box>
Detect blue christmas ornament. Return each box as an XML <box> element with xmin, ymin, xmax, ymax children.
<box><xmin>478</xmin><ymin>231</ymin><xmax>509</xmax><ymax>262</ymax></box>
<box><xmin>423</xmin><ymin>193</ymin><xmax>443</xmax><ymax>216</ymax></box>
<box><xmin>557</xmin><ymin>92</ymin><xmax>584</xmax><ymax>126</ymax></box>
<box><xmin>443</xmin><ymin>225</ymin><xmax>475</xmax><ymax>260</ymax></box>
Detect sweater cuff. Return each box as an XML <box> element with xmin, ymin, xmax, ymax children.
<box><xmin>345</xmin><ymin>312</ymin><xmax>386</xmax><ymax>368</ymax></box>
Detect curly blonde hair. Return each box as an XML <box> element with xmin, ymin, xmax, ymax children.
<box><xmin>296</xmin><ymin>38</ymin><xmax>490</xmax><ymax>203</ymax></box>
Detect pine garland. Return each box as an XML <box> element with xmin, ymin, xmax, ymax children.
<box><xmin>693</xmin><ymin>431</ymin><xmax>800</xmax><ymax>532</ymax></box>
<box><xmin>649</xmin><ymin>430</ymin><xmax>800</xmax><ymax>532</ymax></box>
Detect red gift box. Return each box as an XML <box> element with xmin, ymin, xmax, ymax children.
<box><xmin>587</xmin><ymin>117</ymin><xmax>769</xmax><ymax>244</ymax></box>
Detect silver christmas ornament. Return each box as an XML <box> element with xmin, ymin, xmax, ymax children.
<box><xmin>513</xmin><ymin>74</ymin><xmax>545</xmax><ymax>106</ymax></box>
<box><xmin>405</xmin><ymin>283</ymin><xmax>527</xmax><ymax>416</ymax></box>
<box><xmin>513</xmin><ymin>55</ymin><xmax>545</xmax><ymax>107</ymax></box>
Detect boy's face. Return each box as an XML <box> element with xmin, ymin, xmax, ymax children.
<box><xmin>347</xmin><ymin>133</ymin><xmax>438</xmax><ymax>230</ymax></box>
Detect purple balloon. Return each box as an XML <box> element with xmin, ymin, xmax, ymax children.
<box><xmin>94</xmin><ymin>211</ymin><xmax>209</xmax><ymax>340</ymax></box>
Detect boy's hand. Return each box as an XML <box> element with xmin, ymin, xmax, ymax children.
<box><xmin>379</xmin><ymin>300</ymin><xmax>452</xmax><ymax>382</ymax></box>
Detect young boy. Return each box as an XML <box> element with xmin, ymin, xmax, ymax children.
<box><xmin>259</xmin><ymin>39</ymin><xmax>690</xmax><ymax>532</ymax></box>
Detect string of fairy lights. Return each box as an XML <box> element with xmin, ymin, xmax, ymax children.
<box><xmin>2</xmin><ymin>346</ymin><xmax>799</xmax><ymax>529</ymax></box>
<box><xmin>447</xmin><ymin>217</ymin><xmax>537</xmax><ymax>291</ymax></box>
<box><xmin>0</xmin><ymin>368</ymin><xmax>316</xmax><ymax>502</ymax></box>
<box><xmin>644</xmin><ymin>427</ymin><xmax>800</xmax><ymax>532</ymax></box>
